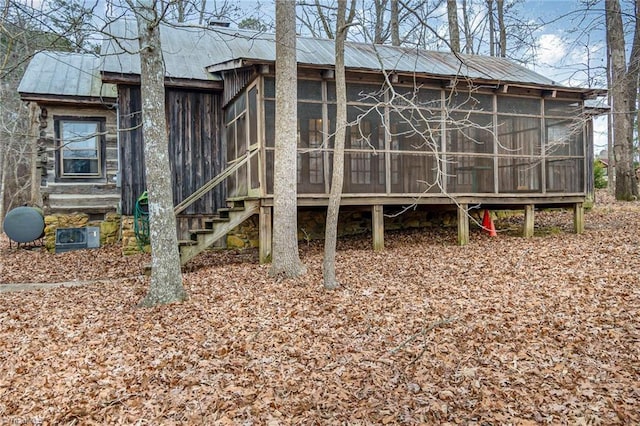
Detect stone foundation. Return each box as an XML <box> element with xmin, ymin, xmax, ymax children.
<box><xmin>121</xmin><ymin>216</ymin><xmax>150</xmax><ymax>255</ymax></box>
<box><xmin>43</xmin><ymin>212</ymin><xmax>122</xmax><ymax>252</ymax></box>
<box><xmin>41</xmin><ymin>207</ymin><xmax>495</xmax><ymax>254</ymax></box>
<box><xmin>101</xmin><ymin>213</ymin><xmax>121</xmax><ymax>245</ymax></box>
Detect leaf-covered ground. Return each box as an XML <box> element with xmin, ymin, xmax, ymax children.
<box><xmin>1</xmin><ymin>192</ymin><xmax>639</xmax><ymax>424</ymax></box>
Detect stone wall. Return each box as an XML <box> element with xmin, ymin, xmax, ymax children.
<box><xmin>43</xmin><ymin>212</ymin><xmax>121</xmax><ymax>252</ymax></box>
<box><xmin>121</xmin><ymin>216</ymin><xmax>151</xmax><ymax>255</ymax></box>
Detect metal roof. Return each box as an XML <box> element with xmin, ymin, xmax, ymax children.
<box><xmin>101</xmin><ymin>19</ymin><xmax>229</xmax><ymax>81</ymax></box>
<box><xmin>18</xmin><ymin>51</ymin><xmax>116</xmax><ymax>100</ymax></box>
<box><xmin>100</xmin><ymin>19</ymin><xmax>592</xmax><ymax>91</ymax></box>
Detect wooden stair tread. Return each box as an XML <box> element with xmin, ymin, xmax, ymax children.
<box><xmin>217</xmin><ymin>207</ymin><xmax>246</xmax><ymax>213</ymax></box>
<box><xmin>190</xmin><ymin>228</ymin><xmax>215</xmax><ymax>235</ymax></box>
<box><xmin>179</xmin><ymin>199</ymin><xmax>259</xmax><ymax>266</ymax></box>
<box><xmin>205</xmin><ymin>217</ymin><xmax>230</xmax><ymax>223</ymax></box>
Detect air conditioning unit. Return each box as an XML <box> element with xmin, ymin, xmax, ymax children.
<box><xmin>55</xmin><ymin>227</ymin><xmax>100</xmax><ymax>253</ymax></box>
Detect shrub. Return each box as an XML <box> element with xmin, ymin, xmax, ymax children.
<box><xmin>594</xmin><ymin>160</ymin><xmax>607</xmax><ymax>189</ymax></box>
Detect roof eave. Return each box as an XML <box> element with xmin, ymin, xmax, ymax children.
<box><xmin>19</xmin><ymin>92</ymin><xmax>116</xmax><ymax>106</ymax></box>
<box><xmin>101</xmin><ymin>72</ymin><xmax>223</xmax><ymax>90</ymax></box>
<box><xmin>206</xmin><ymin>59</ymin><xmax>606</xmax><ymax>97</ymax></box>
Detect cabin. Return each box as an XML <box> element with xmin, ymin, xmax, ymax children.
<box><xmin>18</xmin><ymin>21</ymin><xmax>604</xmax><ymax>263</ymax></box>
<box><xmin>18</xmin><ymin>52</ymin><xmax>119</xmax><ymax>217</ymax></box>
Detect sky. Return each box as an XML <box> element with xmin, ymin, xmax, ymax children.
<box><xmin>523</xmin><ymin>0</ymin><xmax>610</xmax><ymax>151</ymax></box>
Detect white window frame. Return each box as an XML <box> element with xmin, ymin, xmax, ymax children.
<box><xmin>58</xmin><ymin>120</ymin><xmax>102</xmax><ymax>178</ymax></box>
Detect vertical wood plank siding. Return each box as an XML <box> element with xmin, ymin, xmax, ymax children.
<box><xmin>223</xmin><ymin>69</ymin><xmax>258</xmax><ymax>106</ymax></box>
<box><xmin>119</xmin><ymin>85</ymin><xmax>225</xmax><ymax>215</ymax></box>
<box><xmin>119</xmin><ymin>85</ymin><xmax>145</xmax><ymax>215</ymax></box>
<box><xmin>167</xmin><ymin>89</ymin><xmax>225</xmax><ymax>214</ymax></box>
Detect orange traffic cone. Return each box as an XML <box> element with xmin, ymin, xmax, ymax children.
<box><xmin>488</xmin><ymin>216</ymin><xmax>497</xmax><ymax>237</ymax></box>
<box><xmin>482</xmin><ymin>209</ymin><xmax>491</xmax><ymax>229</ymax></box>
<box><xmin>482</xmin><ymin>209</ymin><xmax>497</xmax><ymax>237</ymax></box>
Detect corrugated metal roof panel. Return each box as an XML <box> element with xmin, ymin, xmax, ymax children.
<box><xmin>101</xmin><ymin>20</ymin><xmax>569</xmax><ymax>89</ymax></box>
<box><xmin>18</xmin><ymin>51</ymin><xmax>116</xmax><ymax>99</ymax></box>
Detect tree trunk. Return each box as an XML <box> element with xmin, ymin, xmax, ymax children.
<box><xmin>606</xmin><ymin>0</ymin><xmax>638</xmax><ymax>200</ymax></box>
<box><xmin>487</xmin><ymin>0</ymin><xmax>495</xmax><ymax>56</ymax></box>
<box><xmin>390</xmin><ymin>0</ymin><xmax>400</xmax><ymax>46</ymax></box>
<box><xmin>133</xmin><ymin>0</ymin><xmax>187</xmax><ymax>306</ymax></box>
<box><xmin>447</xmin><ymin>0</ymin><xmax>460</xmax><ymax>52</ymax></box>
<box><xmin>497</xmin><ymin>0</ymin><xmax>506</xmax><ymax>57</ymax></box>
<box><xmin>270</xmin><ymin>0</ymin><xmax>306</xmax><ymax>279</ymax></box>
<box><xmin>373</xmin><ymin>0</ymin><xmax>385</xmax><ymax>44</ymax></box>
<box><xmin>606</xmin><ymin>31</ymin><xmax>615</xmax><ymax>192</ymax></box>
<box><xmin>323</xmin><ymin>0</ymin><xmax>352</xmax><ymax>290</ymax></box>
<box><xmin>314</xmin><ymin>0</ymin><xmax>334</xmax><ymax>39</ymax></box>
<box><xmin>624</xmin><ymin>0</ymin><xmax>640</xmax><ymax>193</ymax></box>
<box><xmin>462</xmin><ymin>0</ymin><xmax>472</xmax><ymax>53</ymax></box>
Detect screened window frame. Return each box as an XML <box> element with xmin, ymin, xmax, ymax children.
<box><xmin>260</xmin><ymin>75</ymin><xmax>587</xmax><ymax>197</ymax></box>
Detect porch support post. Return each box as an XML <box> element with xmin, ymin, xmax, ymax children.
<box><xmin>457</xmin><ymin>203</ymin><xmax>469</xmax><ymax>246</ymax></box>
<box><xmin>573</xmin><ymin>202</ymin><xmax>584</xmax><ymax>234</ymax></box>
<box><xmin>259</xmin><ymin>206</ymin><xmax>272</xmax><ymax>264</ymax></box>
<box><xmin>523</xmin><ymin>204</ymin><xmax>535</xmax><ymax>238</ymax></box>
<box><xmin>372</xmin><ymin>204</ymin><xmax>384</xmax><ymax>251</ymax></box>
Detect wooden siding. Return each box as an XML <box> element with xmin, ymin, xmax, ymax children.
<box><xmin>166</xmin><ymin>89</ymin><xmax>225</xmax><ymax>214</ymax></box>
<box><xmin>118</xmin><ymin>85</ymin><xmax>145</xmax><ymax>215</ymax></box>
<box><xmin>118</xmin><ymin>86</ymin><xmax>225</xmax><ymax>217</ymax></box>
<box><xmin>222</xmin><ymin>68</ymin><xmax>258</xmax><ymax>106</ymax></box>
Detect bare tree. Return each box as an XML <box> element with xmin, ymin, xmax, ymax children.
<box><xmin>128</xmin><ymin>0</ymin><xmax>187</xmax><ymax>306</ymax></box>
<box><xmin>46</xmin><ymin>0</ymin><xmax>99</xmax><ymax>52</ymax></box>
<box><xmin>270</xmin><ymin>0</ymin><xmax>306</xmax><ymax>279</ymax></box>
<box><xmin>298</xmin><ymin>0</ymin><xmax>444</xmax><ymax>47</ymax></box>
<box><xmin>390</xmin><ymin>0</ymin><xmax>400</xmax><ymax>46</ymax></box>
<box><xmin>323</xmin><ymin>0</ymin><xmax>356</xmax><ymax>290</ymax></box>
<box><xmin>486</xmin><ymin>0</ymin><xmax>494</xmax><ymax>56</ymax></box>
<box><xmin>461</xmin><ymin>0</ymin><xmax>473</xmax><ymax>53</ymax></box>
<box><xmin>485</xmin><ymin>0</ymin><xmax>505</xmax><ymax>57</ymax></box>
<box><xmin>496</xmin><ymin>0</ymin><xmax>505</xmax><ymax>57</ymax></box>
<box><xmin>446</xmin><ymin>0</ymin><xmax>460</xmax><ymax>52</ymax></box>
<box><xmin>0</xmin><ymin>3</ymin><xmax>47</xmax><ymax>225</ymax></box>
<box><xmin>297</xmin><ymin>0</ymin><xmax>335</xmax><ymax>38</ymax></box>
<box><xmin>165</xmin><ymin>0</ymin><xmax>243</xmax><ymax>24</ymax></box>
<box><xmin>605</xmin><ymin>0</ymin><xmax>639</xmax><ymax>200</ymax></box>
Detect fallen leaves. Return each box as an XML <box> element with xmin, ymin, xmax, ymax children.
<box><xmin>0</xmin><ymin>192</ymin><xmax>639</xmax><ymax>424</ymax></box>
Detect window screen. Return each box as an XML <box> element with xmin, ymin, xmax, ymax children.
<box><xmin>59</xmin><ymin>120</ymin><xmax>101</xmax><ymax>177</ymax></box>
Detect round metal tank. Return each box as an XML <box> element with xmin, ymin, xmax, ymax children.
<box><xmin>3</xmin><ymin>206</ymin><xmax>45</xmax><ymax>243</ymax></box>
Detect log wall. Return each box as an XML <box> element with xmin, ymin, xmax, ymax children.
<box><xmin>37</xmin><ymin>103</ymin><xmax>119</xmax><ymax>215</ymax></box>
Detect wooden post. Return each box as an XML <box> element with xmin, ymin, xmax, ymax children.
<box><xmin>457</xmin><ymin>204</ymin><xmax>469</xmax><ymax>246</ymax></box>
<box><xmin>574</xmin><ymin>202</ymin><xmax>584</xmax><ymax>234</ymax></box>
<box><xmin>259</xmin><ymin>206</ymin><xmax>272</xmax><ymax>263</ymax></box>
<box><xmin>372</xmin><ymin>204</ymin><xmax>384</xmax><ymax>251</ymax></box>
<box><xmin>523</xmin><ymin>204</ymin><xmax>535</xmax><ymax>238</ymax></box>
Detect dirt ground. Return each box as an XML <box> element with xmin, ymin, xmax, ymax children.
<box><xmin>0</xmin><ymin>191</ymin><xmax>638</xmax><ymax>424</ymax></box>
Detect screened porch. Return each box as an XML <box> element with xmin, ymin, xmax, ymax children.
<box><xmin>224</xmin><ymin>73</ymin><xmax>588</xmax><ymax>204</ymax></box>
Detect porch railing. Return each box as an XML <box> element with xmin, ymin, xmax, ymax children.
<box><xmin>174</xmin><ymin>147</ymin><xmax>259</xmax><ymax>215</ymax></box>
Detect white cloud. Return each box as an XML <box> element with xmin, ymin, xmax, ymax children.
<box><xmin>538</xmin><ymin>33</ymin><xmax>567</xmax><ymax>66</ymax></box>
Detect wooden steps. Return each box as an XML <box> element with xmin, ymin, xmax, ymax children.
<box><xmin>178</xmin><ymin>199</ymin><xmax>259</xmax><ymax>266</ymax></box>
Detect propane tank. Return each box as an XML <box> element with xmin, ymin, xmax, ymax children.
<box><xmin>3</xmin><ymin>206</ymin><xmax>45</xmax><ymax>243</ymax></box>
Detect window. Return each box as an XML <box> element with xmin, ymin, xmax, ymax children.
<box><xmin>57</xmin><ymin>119</ymin><xmax>103</xmax><ymax>178</ymax></box>
<box><xmin>297</xmin><ymin>118</ymin><xmax>324</xmax><ymax>185</ymax></box>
